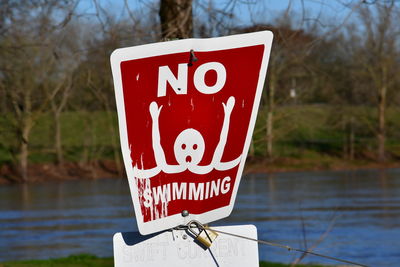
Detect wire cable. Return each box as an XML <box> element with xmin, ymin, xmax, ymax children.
<box><xmin>196</xmin><ymin>225</ymin><xmax>371</xmax><ymax>267</ymax></box>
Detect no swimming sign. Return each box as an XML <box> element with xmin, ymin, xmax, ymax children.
<box><xmin>111</xmin><ymin>31</ymin><xmax>273</xmax><ymax>234</ymax></box>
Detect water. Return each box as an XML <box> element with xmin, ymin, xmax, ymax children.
<box><xmin>1</xmin><ymin>169</ymin><xmax>400</xmax><ymax>266</ymax></box>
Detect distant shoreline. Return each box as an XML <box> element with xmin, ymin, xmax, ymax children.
<box><xmin>1</xmin><ymin>158</ymin><xmax>400</xmax><ymax>185</ymax></box>
<box><xmin>0</xmin><ymin>160</ymin><xmax>123</xmax><ymax>185</ymax></box>
<box><xmin>243</xmin><ymin>157</ymin><xmax>400</xmax><ymax>174</ymax></box>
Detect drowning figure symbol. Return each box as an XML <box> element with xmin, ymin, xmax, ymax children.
<box><xmin>133</xmin><ymin>96</ymin><xmax>241</xmax><ymax>179</ymax></box>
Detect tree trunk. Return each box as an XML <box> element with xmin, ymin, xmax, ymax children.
<box><xmin>349</xmin><ymin>116</ymin><xmax>355</xmax><ymax>160</ymax></box>
<box><xmin>377</xmin><ymin>85</ymin><xmax>386</xmax><ymax>162</ymax></box>
<box><xmin>266</xmin><ymin>74</ymin><xmax>275</xmax><ymax>159</ymax></box>
<box><xmin>344</xmin><ymin>116</ymin><xmax>355</xmax><ymax>160</ymax></box>
<box><xmin>19</xmin><ymin>116</ymin><xmax>33</xmax><ymax>182</ymax></box>
<box><xmin>159</xmin><ymin>0</ymin><xmax>193</xmax><ymax>39</ymax></box>
<box><xmin>249</xmin><ymin>138</ymin><xmax>255</xmax><ymax>158</ymax></box>
<box><xmin>54</xmin><ymin>111</ymin><xmax>64</xmax><ymax>165</ymax></box>
<box><xmin>106</xmin><ymin>109</ymin><xmax>123</xmax><ymax>176</ymax></box>
<box><xmin>49</xmin><ymin>77</ymin><xmax>72</xmax><ymax>166</ymax></box>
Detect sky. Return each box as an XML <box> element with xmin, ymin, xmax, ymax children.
<box><xmin>77</xmin><ymin>0</ymin><xmax>359</xmax><ymax>30</ymax></box>
<box><xmin>211</xmin><ymin>0</ymin><xmax>356</xmax><ymax>23</ymax></box>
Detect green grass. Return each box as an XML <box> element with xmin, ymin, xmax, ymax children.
<box><xmin>29</xmin><ymin>111</ymin><xmax>119</xmax><ymax>150</ymax></box>
<box><xmin>0</xmin><ymin>254</ymin><xmax>113</xmax><ymax>267</ymax></box>
<box><xmin>1</xmin><ymin>105</ymin><xmax>400</xmax><ymax>166</ymax></box>
<box><xmin>259</xmin><ymin>262</ymin><xmax>326</xmax><ymax>267</ymax></box>
<box><xmin>0</xmin><ymin>111</ymin><xmax>120</xmax><ymax>164</ymax></box>
<box><xmin>252</xmin><ymin>104</ymin><xmax>400</xmax><ymax>159</ymax></box>
<box><xmin>0</xmin><ymin>254</ymin><xmax>327</xmax><ymax>267</ymax></box>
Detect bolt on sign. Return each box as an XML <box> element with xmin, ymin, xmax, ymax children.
<box><xmin>111</xmin><ymin>31</ymin><xmax>273</xmax><ymax>234</ymax></box>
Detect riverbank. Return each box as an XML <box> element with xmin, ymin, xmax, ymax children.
<box><xmin>0</xmin><ymin>254</ymin><xmax>327</xmax><ymax>267</ymax></box>
<box><xmin>0</xmin><ymin>160</ymin><xmax>123</xmax><ymax>185</ymax></box>
<box><xmin>244</xmin><ymin>156</ymin><xmax>400</xmax><ymax>174</ymax></box>
<box><xmin>1</xmin><ymin>157</ymin><xmax>400</xmax><ymax>185</ymax></box>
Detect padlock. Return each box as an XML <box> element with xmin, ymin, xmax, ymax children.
<box><xmin>188</xmin><ymin>220</ymin><xmax>218</xmax><ymax>248</ymax></box>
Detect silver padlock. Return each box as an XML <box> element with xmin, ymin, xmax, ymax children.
<box><xmin>188</xmin><ymin>220</ymin><xmax>218</xmax><ymax>248</ymax></box>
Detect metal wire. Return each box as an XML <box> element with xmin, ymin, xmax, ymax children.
<box><xmin>197</xmin><ymin>224</ymin><xmax>370</xmax><ymax>267</ymax></box>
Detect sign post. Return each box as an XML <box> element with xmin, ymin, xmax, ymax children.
<box><xmin>111</xmin><ymin>31</ymin><xmax>273</xmax><ymax>235</ymax></box>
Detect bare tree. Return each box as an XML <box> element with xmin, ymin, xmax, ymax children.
<box><xmin>47</xmin><ymin>73</ymin><xmax>73</xmax><ymax>166</ymax></box>
<box><xmin>353</xmin><ymin>1</ymin><xmax>399</xmax><ymax>162</ymax></box>
<box><xmin>239</xmin><ymin>19</ymin><xmax>317</xmax><ymax>159</ymax></box>
<box><xmin>0</xmin><ymin>0</ymin><xmax>77</xmax><ymax>181</ymax></box>
<box><xmin>159</xmin><ymin>0</ymin><xmax>193</xmax><ymax>39</ymax></box>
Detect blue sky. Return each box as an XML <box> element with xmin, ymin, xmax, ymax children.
<box><xmin>77</xmin><ymin>0</ymin><xmax>358</xmax><ymax>29</ymax></box>
<box><xmin>212</xmin><ymin>0</ymin><xmax>354</xmax><ymax>22</ymax></box>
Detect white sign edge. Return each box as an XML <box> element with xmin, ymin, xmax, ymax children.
<box><xmin>110</xmin><ymin>31</ymin><xmax>273</xmax><ymax>235</ymax></box>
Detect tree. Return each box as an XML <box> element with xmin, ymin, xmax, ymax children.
<box><xmin>159</xmin><ymin>0</ymin><xmax>193</xmax><ymax>39</ymax></box>
<box><xmin>353</xmin><ymin>1</ymin><xmax>399</xmax><ymax>162</ymax></box>
<box><xmin>238</xmin><ymin>19</ymin><xmax>317</xmax><ymax>159</ymax></box>
<box><xmin>0</xmin><ymin>0</ymin><xmax>77</xmax><ymax>181</ymax></box>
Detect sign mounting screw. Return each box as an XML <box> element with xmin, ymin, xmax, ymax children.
<box><xmin>181</xmin><ymin>210</ymin><xmax>189</xmax><ymax>217</ymax></box>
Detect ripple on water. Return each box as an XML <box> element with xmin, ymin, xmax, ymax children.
<box><xmin>1</xmin><ymin>169</ymin><xmax>399</xmax><ymax>266</ymax></box>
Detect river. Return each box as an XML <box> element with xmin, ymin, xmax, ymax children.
<box><xmin>1</xmin><ymin>168</ymin><xmax>399</xmax><ymax>266</ymax></box>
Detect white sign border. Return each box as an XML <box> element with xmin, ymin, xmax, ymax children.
<box><xmin>111</xmin><ymin>31</ymin><xmax>273</xmax><ymax>235</ymax></box>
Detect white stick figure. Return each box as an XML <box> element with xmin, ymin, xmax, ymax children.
<box><xmin>133</xmin><ymin>96</ymin><xmax>241</xmax><ymax>179</ymax></box>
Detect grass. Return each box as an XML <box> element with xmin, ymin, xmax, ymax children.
<box><xmin>0</xmin><ymin>111</ymin><xmax>120</xmax><ymax>164</ymax></box>
<box><xmin>259</xmin><ymin>262</ymin><xmax>326</xmax><ymax>267</ymax></box>
<box><xmin>0</xmin><ymin>254</ymin><xmax>113</xmax><ymax>267</ymax></box>
<box><xmin>1</xmin><ymin>105</ymin><xmax>400</xmax><ymax>168</ymax></box>
<box><xmin>252</xmin><ymin>104</ymin><xmax>400</xmax><ymax>159</ymax></box>
<box><xmin>0</xmin><ymin>254</ymin><xmax>328</xmax><ymax>267</ymax></box>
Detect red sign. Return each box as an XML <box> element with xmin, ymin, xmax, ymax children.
<box><xmin>111</xmin><ymin>31</ymin><xmax>273</xmax><ymax>234</ymax></box>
